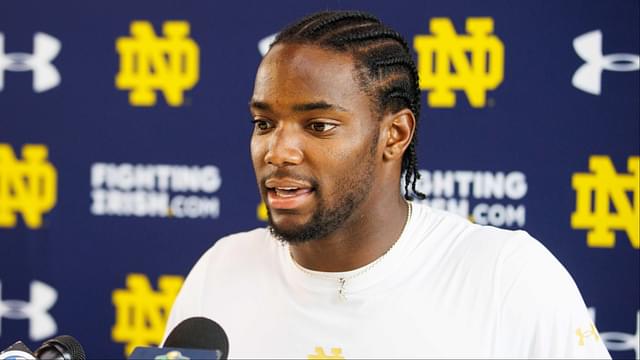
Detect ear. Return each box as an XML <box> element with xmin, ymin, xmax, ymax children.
<box><xmin>381</xmin><ymin>109</ymin><xmax>415</xmax><ymax>162</ymax></box>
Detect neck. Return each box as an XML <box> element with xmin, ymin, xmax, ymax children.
<box><xmin>289</xmin><ymin>192</ymin><xmax>409</xmax><ymax>272</ymax></box>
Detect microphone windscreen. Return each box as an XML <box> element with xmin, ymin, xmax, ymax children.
<box><xmin>163</xmin><ymin>317</ymin><xmax>229</xmax><ymax>358</ymax></box>
<box><xmin>35</xmin><ymin>335</ymin><xmax>85</xmax><ymax>360</ymax></box>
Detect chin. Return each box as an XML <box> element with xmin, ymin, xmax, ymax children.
<box><xmin>267</xmin><ymin>215</ymin><xmax>316</xmax><ymax>244</ymax></box>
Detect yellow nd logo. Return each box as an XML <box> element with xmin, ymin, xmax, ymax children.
<box><xmin>257</xmin><ymin>201</ymin><xmax>268</xmax><ymax>221</ymax></box>
<box><xmin>116</xmin><ymin>21</ymin><xmax>199</xmax><ymax>107</ymax></box>
<box><xmin>572</xmin><ymin>156</ymin><xmax>639</xmax><ymax>249</ymax></box>
<box><xmin>0</xmin><ymin>144</ymin><xmax>57</xmax><ymax>229</ymax></box>
<box><xmin>414</xmin><ymin>18</ymin><xmax>504</xmax><ymax>108</ymax></box>
<box><xmin>112</xmin><ymin>273</ymin><xmax>184</xmax><ymax>355</ymax></box>
<box><xmin>308</xmin><ymin>347</ymin><xmax>344</xmax><ymax>360</ymax></box>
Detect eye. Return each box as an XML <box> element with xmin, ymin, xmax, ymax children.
<box><xmin>252</xmin><ymin>119</ymin><xmax>273</xmax><ymax>132</ymax></box>
<box><xmin>308</xmin><ymin>122</ymin><xmax>337</xmax><ymax>133</ymax></box>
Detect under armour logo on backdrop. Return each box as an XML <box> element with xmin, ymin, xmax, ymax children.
<box><xmin>0</xmin><ymin>280</ymin><xmax>58</xmax><ymax>341</ymax></box>
<box><xmin>572</xmin><ymin>30</ymin><xmax>639</xmax><ymax>95</ymax></box>
<box><xmin>0</xmin><ymin>32</ymin><xmax>61</xmax><ymax>92</ymax></box>
<box><xmin>257</xmin><ymin>33</ymin><xmax>277</xmax><ymax>56</ymax></box>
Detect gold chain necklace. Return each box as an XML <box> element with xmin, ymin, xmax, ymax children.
<box><xmin>290</xmin><ymin>201</ymin><xmax>412</xmax><ymax>301</ymax></box>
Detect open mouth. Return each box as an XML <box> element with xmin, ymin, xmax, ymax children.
<box><xmin>264</xmin><ymin>179</ymin><xmax>315</xmax><ymax>210</ymax></box>
<box><xmin>269</xmin><ymin>186</ymin><xmax>313</xmax><ymax>198</ymax></box>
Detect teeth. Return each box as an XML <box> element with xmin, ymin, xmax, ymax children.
<box><xmin>275</xmin><ymin>188</ymin><xmax>298</xmax><ymax>197</ymax></box>
<box><xmin>276</xmin><ymin>187</ymin><xmax>298</xmax><ymax>191</ymax></box>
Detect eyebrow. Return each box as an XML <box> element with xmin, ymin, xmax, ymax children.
<box><xmin>249</xmin><ymin>100</ymin><xmax>348</xmax><ymax>113</ymax></box>
<box><xmin>292</xmin><ymin>101</ymin><xmax>348</xmax><ymax>112</ymax></box>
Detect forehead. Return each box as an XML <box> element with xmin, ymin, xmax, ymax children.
<box><xmin>252</xmin><ymin>43</ymin><xmax>369</xmax><ymax>111</ymax></box>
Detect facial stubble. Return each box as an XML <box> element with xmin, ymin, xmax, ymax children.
<box><xmin>267</xmin><ymin>131</ymin><xmax>379</xmax><ymax>244</ymax></box>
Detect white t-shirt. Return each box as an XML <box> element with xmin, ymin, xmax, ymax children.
<box><xmin>165</xmin><ymin>203</ymin><xmax>611</xmax><ymax>359</ymax></box>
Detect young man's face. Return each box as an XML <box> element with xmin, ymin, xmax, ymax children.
<box><xmin>250</xmin><ymin>43</ymin><xmax>383</xmax><ymax>243</ymax></box>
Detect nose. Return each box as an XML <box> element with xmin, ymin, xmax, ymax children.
<box><xmin>263</xmin><ymin>125</ymin><xmax>303</xmax><ymax>167</ymax></box>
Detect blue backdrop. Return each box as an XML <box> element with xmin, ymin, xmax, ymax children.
<box><xmin>1</xmin><ymin>1</ymin><xmax>638</xmax><ymax>358</ymax></box>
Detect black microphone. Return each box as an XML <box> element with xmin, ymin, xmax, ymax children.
<box><xmin>129</xmin><ymin>317</ymin><xmax>229</xmax><ymax>360</ymax></box>
<box><xmin>164</xmin><ymin>317</ymin><xmax>229</xmax><ymax>358</ymax></box>
<box><xmin>33</xmin><ymin>335</ymin><xmax>85</xmax><ymax>360</ymax></box>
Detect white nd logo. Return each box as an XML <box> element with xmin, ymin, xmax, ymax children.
<box><xmin>0</xmin><ymin>144</ymin><xmax>57</xmax><ymax>229</ymax></box>
<box><xmin>116</xmin><ymin>21</ymin><xmax>199</xmax><ymax>107</ymax></box>
<box><xmin>413</xmin><ymin>17</ymin><xmax>504</xmax><ymax>108</ymax></box>
<box><xmin>572</xmin><ymin>156</ymin><xmax>639</xmax><ymax>249</ymax></box>
<box><xmin>112</xmin><ymin>273</ymin><xmax>184</xmax><ymax>355</ymax></box>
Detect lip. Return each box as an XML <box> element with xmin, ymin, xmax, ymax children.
<box><xmin>265</xmin><ymin>177</ymin><xmax>312</xmax><ymax>189</ymax></box>
<box><xmin>264</xmin><ymin>177</ymin><xmax>314</xmax><ymax>210</ymax></box>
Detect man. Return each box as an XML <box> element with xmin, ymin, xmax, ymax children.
<box><xmin>166</xmin><ymin>11</ymin><xmax>610</xmax><ymax>358</ymax></box>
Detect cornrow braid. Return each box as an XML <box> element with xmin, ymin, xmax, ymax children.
<box><xmin>304</xmin><ymin>11</ymin><xmax>379</xmax><ymax>38</ymax></box>
<box><xmin>332</xmin><ymin>28</ymin><xmax>410</xmax><ymax>50</ymax></box>
<box><xmin>276</xmin><ymin>12</ymin><xmax>327</xmax><ymax>39</ymax></box>
<box><xmin>272</xmin><ymin>10</ymin><xmax>425</xmax><ymax>200</ymax></box>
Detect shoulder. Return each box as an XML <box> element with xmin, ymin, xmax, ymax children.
<box><xmin>175</xmin><ymin>227</ymin><xmax>277</xmax><ymax>295</ymax></box>
<box><xmin>204</xmin><ymin>227</ymin><xmax>273</xmax><ymax>256</ymax></box>
<box><xmin>413</xmin><ymin>203</ymin><xmax>540</xmax><ymax>263</ymax></box>
<box><xmin>412</xmin><ymin>203</ymin><xmax>571</xmax><ymax>296</ymax></box>
<box><xmin>164</xmin><ymin>228</ymin><xmax>277</xmax><ymax>336</ymax></box>
<box><xmin>413</xmin><ymin>205</ymin><xmax>608</xmax><ymax>357</ymax></box>
<box><xmin>193</xmin><ymin>228</ymin><xmax>278</xmax><ymax>272</ymax></box>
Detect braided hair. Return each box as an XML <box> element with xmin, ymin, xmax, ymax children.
<box><xmin>271</xmin><ymin>10</ymin><xmax>425</xmax><ymax>200</ymax></box>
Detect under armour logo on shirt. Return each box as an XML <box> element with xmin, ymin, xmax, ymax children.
<box><xmin>0</xmin><ymin>32</ymin><xmax>62</xmax><ymax>92</ymax></box>
<box><xmin>572</xmin><ymin>30</ymin><xmax>640</xmax><ymax>95</ymax></box>
<box><xmin>0</xmin><ymin>280</ymin><xmax>58</xmax><ymax>341</ymax></box>
<box><xmin>576</xmin><ymin>323</ymin><xmax>600</xmax><ymax>346</ymax></box>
